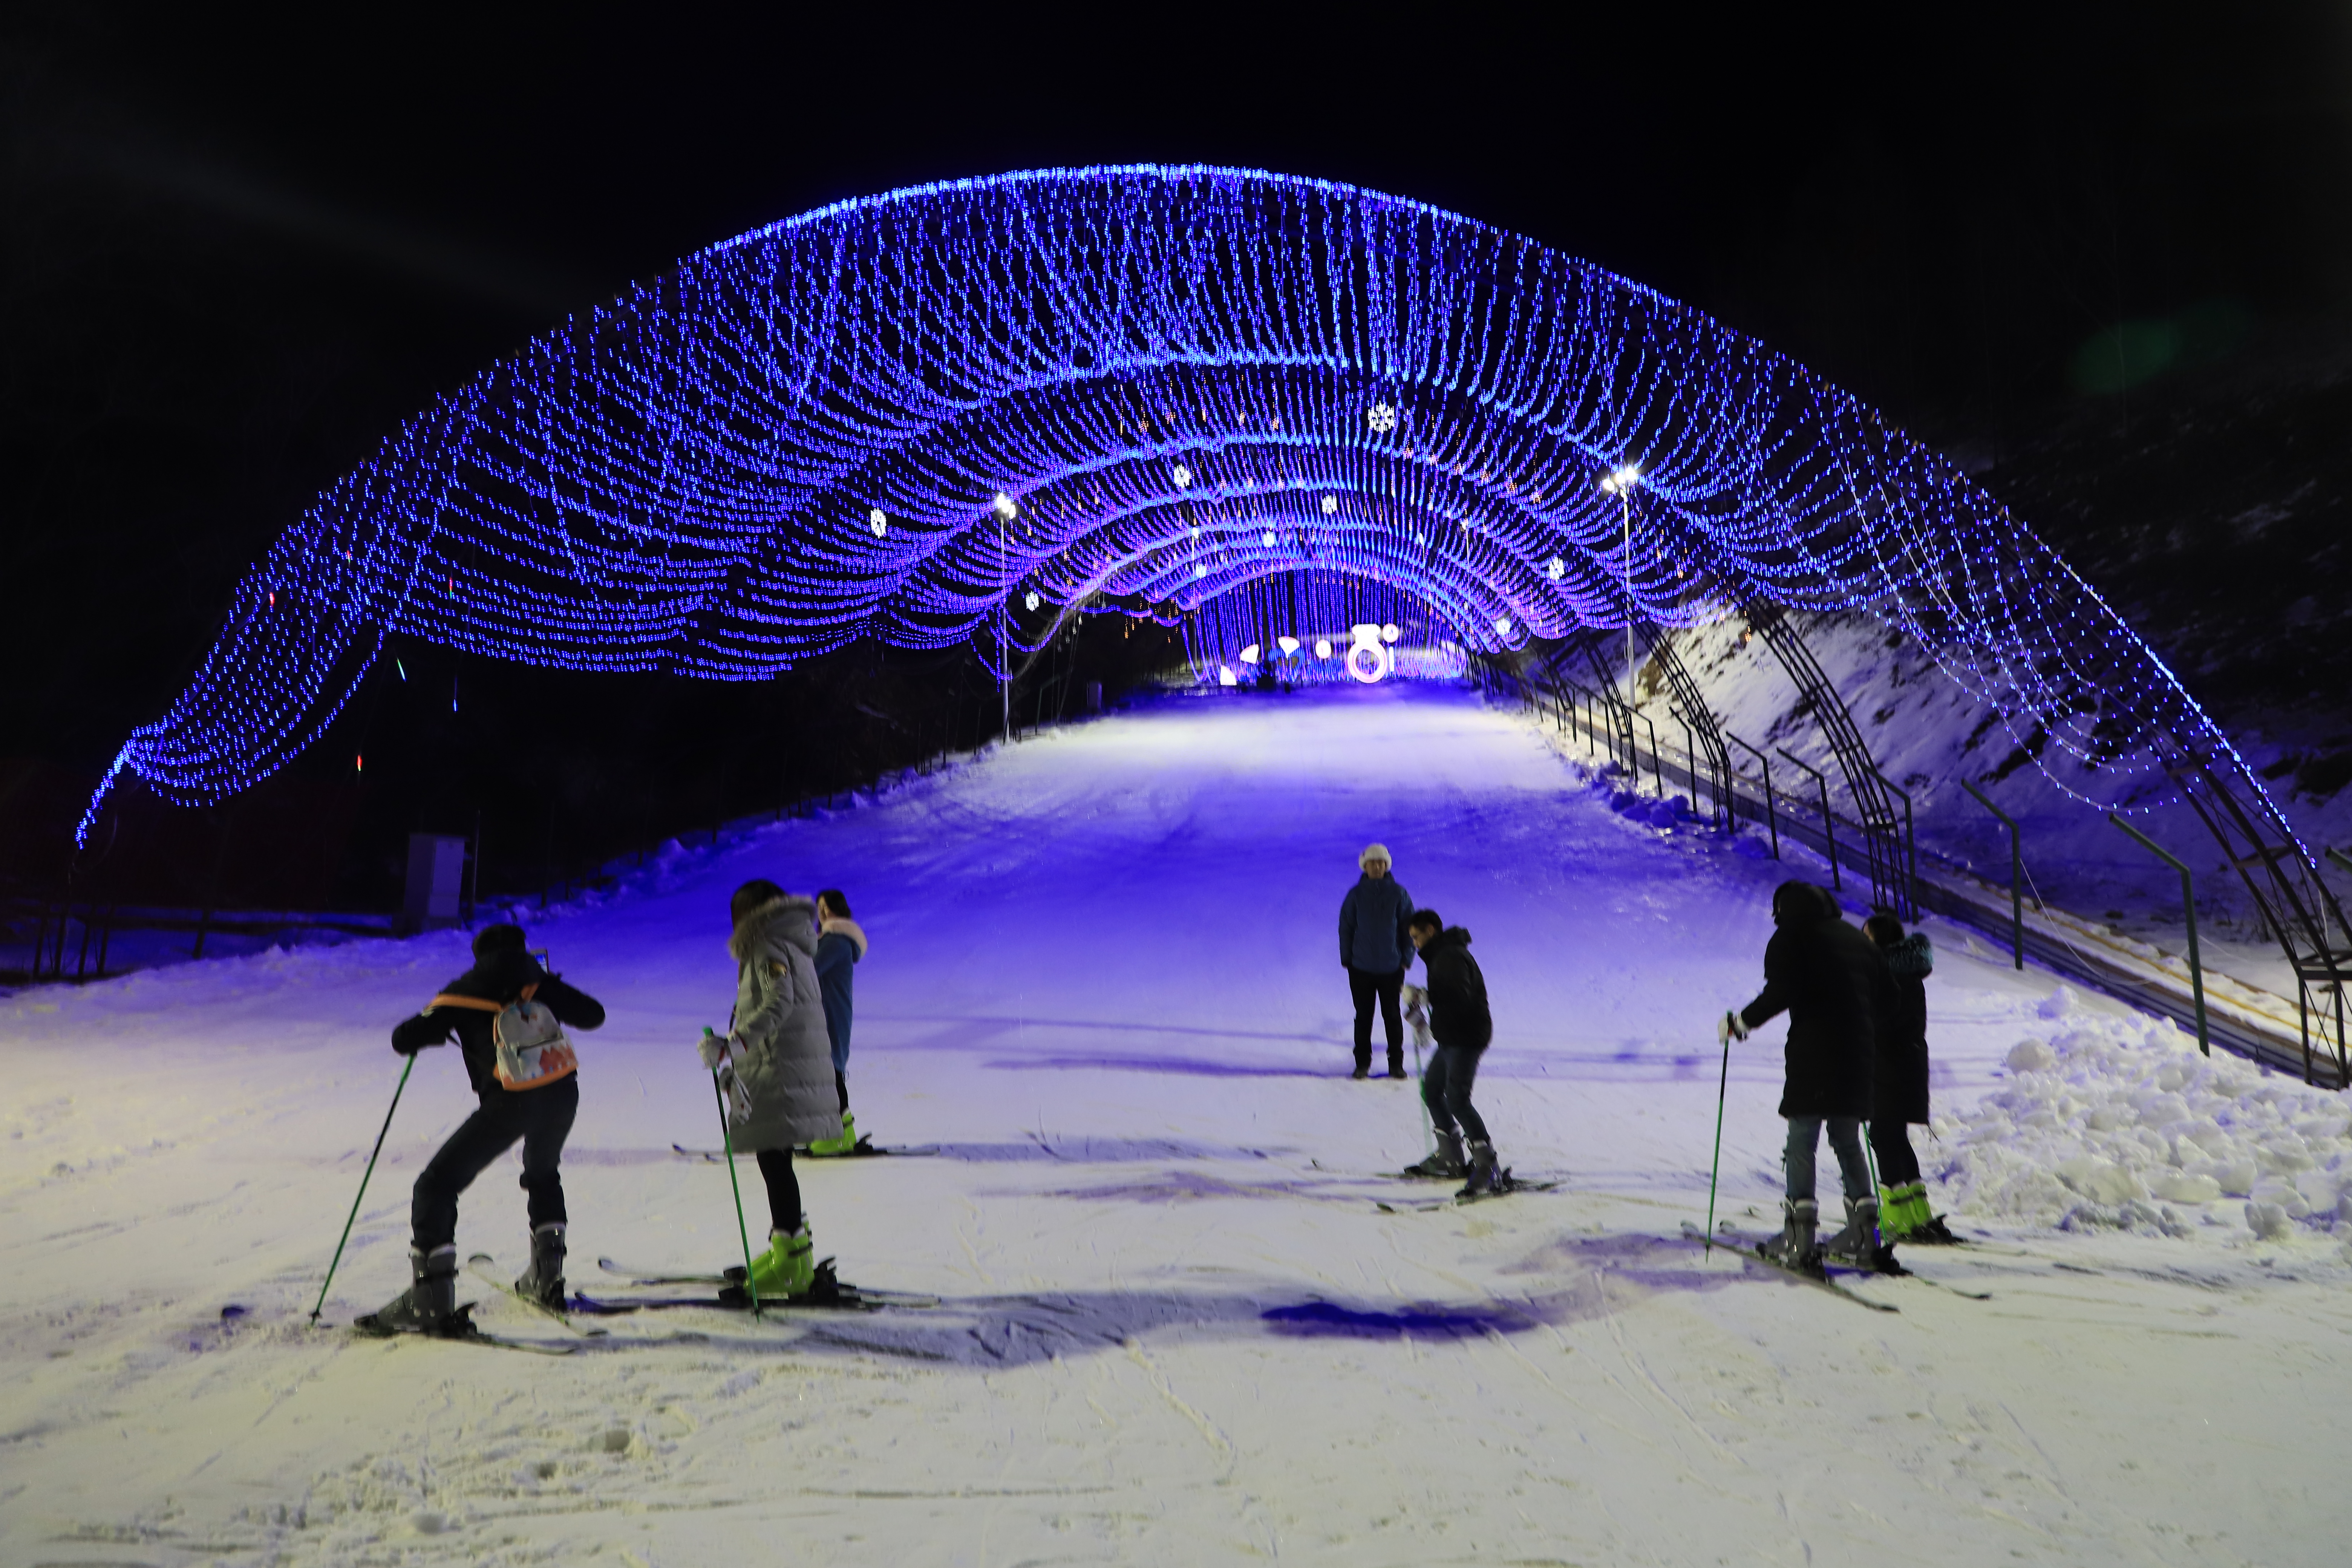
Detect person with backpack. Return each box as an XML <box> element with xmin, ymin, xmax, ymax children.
<box><xmin>360</xmin><ymin>923</ymin><xmax>605</xmax><ymax>1334</ymax></box>
<box><xmin>1717</xmin><ymin>881</ymin><xmax>1891</xmax><ymax>1269</ymax></box>
<box><xmin>1860</xmin><ymin>913</ymin><xmax>1958</xmax><ymax>1244</ymax></box>
<box><xmin>1401</xmin><ymin>907</ymin><xmax>1505</xmax><ymax>1194</ymax></box>
<box><xmin>695</xmin><ymin>879</ymin><xmax>844</xmax><ymax>1299</ymax></box>
<box><xmin>804</xmin><ymin>888</ymin><xmax>869</xmax><ymax>1157</ymax></box>
<box><xmin>1338</xmin><ymin>844</ymin><xmax>1415</xmax><ymax>1080</ymax></box>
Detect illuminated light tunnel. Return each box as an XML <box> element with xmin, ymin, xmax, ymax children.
<box><xmin>83</xmin><ymin>163</ymin><xmax>2351</xmax><ymax>1024</ymax></box>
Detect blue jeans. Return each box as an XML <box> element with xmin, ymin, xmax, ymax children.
<box><xmin>1423</xmin><ymin>1044</ymin><xmax>1490</xmax><ymax>1145</ymax></box>
<box><xmin>1784</xmin><ymin>1115</ymin><xmax>1870</xmax><ymax>1204</ymax></box>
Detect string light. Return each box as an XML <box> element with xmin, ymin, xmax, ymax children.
<box><xmin>84</xmin><ymin>162</ymin><xmax>2279</xmax><ymax>852</ymax></box>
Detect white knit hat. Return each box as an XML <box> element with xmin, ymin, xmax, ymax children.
<box><xmin>1360</xmin><ymin>843</ymin><xmax>1392</xmax><ymax>868</ymax></box>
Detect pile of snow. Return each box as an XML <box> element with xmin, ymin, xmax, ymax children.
<box><xmin>1928</xmin><ymin>986</ymin><xmax>2352</xmax><ymax>1242</ymax></box>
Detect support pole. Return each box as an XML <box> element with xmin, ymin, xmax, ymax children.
<box><xmin>2109</xmin><ymin>815</ymin><xmax>2210</xmax><ymax>1057</ymax></box>
<box><xmin>311</xmin><ymin>1054</ymin><xmax>416</xmax><ymax>1323</ymax></box>
<box><xmin>1962</xmin><ymin>780</ymin><xmax>2024</xmax><ymax>969</ymax></box>
<box><xmin>1777</xmin><ymin>749</ymin><xmax>1839</xmax><ymax>891</ymax></box>
<box><xmin>1726</xmin><ymin>732</ymin><xmax>1778</xmax><ymax>859</ymax></box>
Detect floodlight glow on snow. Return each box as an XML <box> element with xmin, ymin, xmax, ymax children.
<box><xmin>87</xmin><ymin>161</ymin><xmax>2293</xmax><ymax>849</ymax></box>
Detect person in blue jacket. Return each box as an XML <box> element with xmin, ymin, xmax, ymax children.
<box><xmin>1338</xmin><ymin>844</ymin><xmax>1415</xmax><ymax>1080</ymax></box>
<box><xmin>805</xmin><ymin>889</ymin><xmax>868</xmax><ymax>1155</ymax></box>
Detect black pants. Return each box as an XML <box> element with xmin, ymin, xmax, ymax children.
<box><xmin>756</xmin><ymin>1146</ymin><xmax>802</xmax><ymax>1235</ymax></box>
<box><xmin>1348</xmin><ymin>966</ymin><xmax>1405</xmax><ymax>1066</ymax></box>
<box><xmin>835</xmin><ymin>1069</ymin><xmax>850</xmax><ymax>1114</ymax></box>
<box><xmin>1870</xmin><ymin>1118</ymin><xmax>1922</xmax><ymax>1186</ymax></box>
<box><xmin>1423</xmin><ymin>1043</ymin><xmax>1491</xmax><ymax>1144</ymax></box>
<box><xmin>412</xmin><ymin>1074</ymin><xmax>577</xmax><ymax>1251</ymax></box>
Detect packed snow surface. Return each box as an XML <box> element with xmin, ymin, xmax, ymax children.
<box><xmin>7</xmin><ymin>684</ymin><xmax>2352</xmax><ymax>1566</ymax></box>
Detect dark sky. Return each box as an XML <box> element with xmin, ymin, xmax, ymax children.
<box><xmin>6</xmin><ymin>5</ymin><xmax>2350</xmax><ymax>771</ymax></box>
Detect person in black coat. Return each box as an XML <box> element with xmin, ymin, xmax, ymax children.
<box><xmin>1403</xmin><ymin>908</ymin><xmax>1505</xmax><ymax>1195</ymax></box>
<box><xmin>360</xmin><ymin>923</ymin><xmax>605</xmax><ymax>1333</ymax></box>
<box><xmin>1338</xmin><ymin>844</ymin><xmax>1416</xmax><ymax>1079</ymax></box>
<box><xmin>1861</xmin><ymin>914</ymin><xmax>1957</xmax><ymax>1244</ymax></box>
<box><xmin>1718</xmin><ymin>881</ymin><xmax>1889</xmax><ymax>1267</ymax></box>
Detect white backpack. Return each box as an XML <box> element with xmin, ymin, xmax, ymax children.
<box><xmin>428</xmin><ymin>982</ymin><xmax>580</xmax><ymax>1091</ymax></box>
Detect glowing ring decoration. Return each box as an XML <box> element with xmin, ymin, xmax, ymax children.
<box><xmin>1346</xmin><ymin>624</ymin><xmax>1392</xmax><ymax>684</ymax></box>
<box><xmin>83</xmin><ymin>162</ymin><xmax>2286</xmax><ymax>854</ymax></box>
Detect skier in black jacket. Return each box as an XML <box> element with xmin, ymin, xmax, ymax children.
<box><xmin>1402</xmin><ymin>908</ymin><xmax>1504</xmax><ymax>1195</ymax></box>
<box><xmin>360</xmin><ymin>924</ymin><xmax>605</xmax><ymax>1334</ymax></box>
<box><xmin>1860</xmin><ymin>914</ymin><xmax>1957</xmax><ymax>1244</ymax></box>
<box><xmin>1718</xmin><ymin>882</ymin><xmax>1890</xmax><ymax>1268</ymax></box>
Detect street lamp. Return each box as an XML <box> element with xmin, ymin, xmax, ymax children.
<box><xmin>993</xmin><ymin>493</ymin><xmax>1018</xmax><ymax>743</ymax></box>
<box><xmin>1599</xmin><ymin>464</ymin><xmax>1640</xmax><ymax>702</ymax></box>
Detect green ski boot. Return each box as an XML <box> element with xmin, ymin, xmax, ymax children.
<box><xmin>806</xmin><ymin>1113</ymin><xmax>859</xmax><ymax>1158</ymax></box>
<box><xmin>747</xmin><ymin>1226</ymin><xmax>816</xmax><ymax>1300</ymax></box>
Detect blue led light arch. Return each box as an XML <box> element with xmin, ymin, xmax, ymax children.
<box><xmin>89</xmin><ymin>164</ymin><xmax>2275</xmax><ymax>853</ymax></box>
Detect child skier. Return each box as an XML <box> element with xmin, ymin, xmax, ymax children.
<box><xmin>1402</xmin><ymin>908</ymin><xmax>1504</xmax><ymax>1194</ymax></box>
<box><xmin>1717</xmin><ymin>881</ymin><xmax>1891</xmax><ymax>1269</ymax></box>
<box><xmin>1860</xmin><ymin>913</ymin><xmax>1958</xmax><ymax>1244</ymax></box>
<box><xmin>805</xmin><ymin>888</ymin><xmax>868</xmax><ymax>1156</ymax></box>
<box><xmin>697</xmin><ymin>879</ymin><xmax>844</xmax><ymax>1298</ymax></box>
<box><xmin>361</xmin><ymin>923</ymin><xmax>605</xmax><ymax>1334</ymax></box>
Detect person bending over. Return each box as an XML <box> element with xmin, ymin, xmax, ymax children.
<box><xmin>1404</xmin><ymin>908</ymin><xmax>1504</xmax><ymax>1196</ymax></box>
<box><xmin>363</xmin><ymin>924</ymin><xmax>604</xmax><ymax>1334</ymax></box>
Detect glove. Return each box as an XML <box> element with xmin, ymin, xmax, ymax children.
<box><xmin>1717</xmin><ymin>1010</ymin><xmax>1750</xmax><ymax>1046</ymax></box>
<box><xmin>697</xmin><ymin>1030</ymin><xmax>731</xmax><ymax>1070</ymax></box>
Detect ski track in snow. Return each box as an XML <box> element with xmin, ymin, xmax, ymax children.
<box><xmin>5</xmin><ymin>684</ymin><xmax>2351</xmax><ymax>1565</ymax></box>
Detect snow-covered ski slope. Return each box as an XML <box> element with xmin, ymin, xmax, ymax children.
<box><xmin>7</xmin><ymin>684</ymin><xmax>2351</xmax><ymax>1566</ymax></box>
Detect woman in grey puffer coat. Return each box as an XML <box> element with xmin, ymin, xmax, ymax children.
<box><xmin>699</xmin><ymin>880</ymin><xmax>844</xmax><ymax>1297</ymax></box>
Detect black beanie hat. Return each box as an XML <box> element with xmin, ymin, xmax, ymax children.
<box><xmin>472</xmin><ymin>923</ymin><xmax>527</xmax><ymax>960</ymax></box>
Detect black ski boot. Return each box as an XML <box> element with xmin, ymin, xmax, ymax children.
<box><xmin>1403</xmin><ymin>1130</ymin><xmax>1466</xmax><ymax>1178</ymax></box>
<box><xmin>1757</xmin><ymin>1199</ymin><xmax>1820</xmax><ymax>1270</ymax></box>
<box><xmin>1386</xmin><ymin>1048</ymin><xmax>1407</xmax><ymax>1081</ymax></box>
<box><xmin>1458</xmin><ymin>1139</ymin><xmax>1499</xmax><ymax>1197</ymax></box>
<box><xmin>514</xmin><ymin>1223</ymin><xmax>567</xmax><ymax>1309</ymax></box>
<box><xmin>356</xmin><ymin>1245</ymin><xmax>467</xmax><ymax>1336</ymax></box>
<box><xmin>1909</xmin><ymin>1214</ymin><xmax>1963</xmax><ymax>1245</ymax></box>
<box><xmin>1822</xmin><ymin>1195</ymin><xmax>1883</xmax><ymax>1268</ymax></box>
<box><xmin>1351</xmin><ymin>1058</ymin><xmax>1371</xmax><ymax>1080</ymax></box>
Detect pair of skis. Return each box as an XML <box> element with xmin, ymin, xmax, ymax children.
<box><xmin>671</xmin><ymin>1138</ymin><xmax>940</xmax><ymax>1161</ymax></box>
<box><xmin>1685</xmin><ymin>1221</ymin><xmax>1992</xmax><ymax>1310</ymax></box>
<box><xmin>576</xmin><ymin>1257</ymin><xmax>940</xmax><ymax>1315</ymax></box>
<box><xmin>1374</xmin><ymin>1170</ymin><xmax>1559</xmax><ymax>1211</ymax></box>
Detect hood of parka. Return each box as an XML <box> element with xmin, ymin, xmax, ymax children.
<box><xmin>820</xmin><ymin>916</ymin><xmax>868</xmax><ymax>959</ymax></box>
<box><xmin>728</xmin><ymin>894</ymin><xmax>818</xmax><ymax>965</ymax></box>
<box><xmin>1770</xmin><ymin>880</ymin><xmax>1841</xmax><ymax>927</ymax></box>
<box><xmin>1419</xmin><ymin>925</ymin><xmax>1475</xmax><ymax>959</ymax></box>
<box><xmin>1882</xmin><ymin>930</ymin><xmax>1935</xmax><ymax>979</ymax></box>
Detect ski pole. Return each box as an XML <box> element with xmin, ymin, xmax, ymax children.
<box><xmin>311</xmin><ymin>1053</ymin><xmax>415</xmax><ymax>1323</ymax></box>
<box><xmin>1703</xmin><ymin>1029</ymin><xmax>1731</xmax><ymax>1257</ymax></box>
<box><xmin>707</xmin><ymin>1031</ymin><xmax>762</xmax><ymax>1318</ymax></box>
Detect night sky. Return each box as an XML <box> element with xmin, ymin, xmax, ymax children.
<box><xmin>6</xmin><ymin>6</ymin><xmax>2350</xmax><ymax>774</ymax></box>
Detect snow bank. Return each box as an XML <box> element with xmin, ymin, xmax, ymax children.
<box><xmin>1928</xmin><ymin>985</ymin><xmax>2352</xmax><ymax>1242</ymax></box>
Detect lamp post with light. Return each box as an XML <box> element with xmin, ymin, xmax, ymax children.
<box><xmin>1598</xmin><ymin>464</ymin><xmax>1641</xmax><ymax>702</ymax></box>
<box><xmin>992</xmin><ymin>491</ymin><xmax>1018</xmax><ymax>744</ymax></box>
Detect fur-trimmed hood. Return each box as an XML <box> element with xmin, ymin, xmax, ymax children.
<box><xmin>728</xmin><ymin>894</ymin><xmax>818</xmax><ymax>966</ymax></box>
<box><xmin>1882</xmin><ymin>930</ymin><xmax>1934</xmax><ymax>980</ymax></box>
<box><xmin>819</xmin><ymin>916</ymin><xmax>868</xmax><ymax>960</ymax></box>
